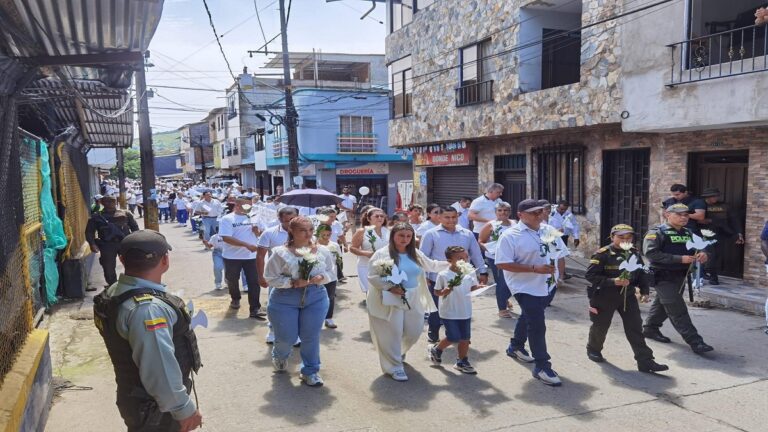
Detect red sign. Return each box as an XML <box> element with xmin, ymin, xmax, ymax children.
<box><xmin>414</xmin><ymin>147</ymin><xmax>474</xmax><ymax>167</ymax></box>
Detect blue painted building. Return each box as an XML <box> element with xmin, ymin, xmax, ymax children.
<box><xmin>265</xmin><ymin>86</ymin><xmax>413</xmax><ymax>214</ymax></box>
<box><xmin>153</xmin><ymin>154</ymin><xmax>183</xmax><ymax>178</ymax></box>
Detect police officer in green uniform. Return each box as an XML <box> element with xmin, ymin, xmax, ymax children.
<box><xmin>699</xmin><ymin>187</ymin><xmax>745</xmax><ymax>285</ymax></box>
<box><xmin>86</xmin><ymin>194</ymin><xmax>139</xmax><ymax>287</ymax></box>
<box><xmin>93</xmin><ymin>230</ymin><xmax>203</xmax><ymax>432</ymax></box>
<box><xmin>585</xmin><ymin>224</ymin><xmax>669</xmax><ymax>372</ymax></box>
<box><xmin>642</xmin><ymin>204</ymin><xmax>714</xmax><ymax>354</ymax></box>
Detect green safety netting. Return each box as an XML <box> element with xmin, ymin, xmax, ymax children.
<box><xmin>39</xmin><ymin>141</ymin><xmax>66</xmax><ymax>305</ymax></box>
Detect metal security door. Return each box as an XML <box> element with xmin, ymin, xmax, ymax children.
<box><xmin>428</xmin><ymin>166</ymin><xmax>479</xmax><ymax>206</ymax></box>
<box><xmin>601</xmin><ymin>149</ymin><xmax>651</xmax><ymax>244</ymax></box>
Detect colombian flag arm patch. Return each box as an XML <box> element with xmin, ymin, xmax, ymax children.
<box><xmin>144</xmin><ymin>317</ymin><xmax>168</xmax><ymax>331</ymax></box>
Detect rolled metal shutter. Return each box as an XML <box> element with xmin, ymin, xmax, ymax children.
<box><xmin>428</xmin><ymin>166</ymin><xmax>479</xmax><ymax>206</ymax></box>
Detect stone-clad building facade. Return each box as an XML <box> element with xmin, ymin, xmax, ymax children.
<box><xmin>385</xmin><ymin>0</ymin><xmax>768</xmax><ymax>290</ymax></box>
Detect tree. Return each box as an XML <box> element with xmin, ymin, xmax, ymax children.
<box><xmin>109</xmin><ymin>148</ymin><xmax>141</xmax><ymax>179</ymax></box>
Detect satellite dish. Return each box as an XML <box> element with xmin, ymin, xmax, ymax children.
<box><xmin>359</xmin><ymin>186</ymin><xmax>370</xmax><ymax>196</ymax></box>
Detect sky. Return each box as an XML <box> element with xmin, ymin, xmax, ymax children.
<box><xmin>145</xmin><ymin>0</ymin><xmax>387</xmax><ymax>132</ymax></box>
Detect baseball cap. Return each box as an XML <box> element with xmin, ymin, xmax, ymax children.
<box><xmin>94</xmin><ymin>194</ymin><xmax>103</xmax><ymax>200</ymax></box>
<box><xmin>517</xmin><ymin>199</ymin><xmax>545</xmax><ymax>213</ymax></box>
<box><xmin>118</xmin><ymin>230</ymin><xmax>173</xmax><ymax>260</ymax></box>
<box><xmin>666</xmin><ymin>203</ymin><xmax>692</xmax><ymax>214</ymax></box>
<box><xmin>700</xmin><ymin>187</ymin><xmax>721</xmax><ymax>197</ymax></box>
<box><xmin>536</xmin><ymin>199</ymin><xmax>552</xmax><ymax>208</ymax></box>
<box><xmin>610</xmin><ymin>224</ymin><xmax>635</xmax><ymax>235</ymax></box>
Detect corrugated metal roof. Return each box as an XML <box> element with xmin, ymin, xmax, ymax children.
<box><xmin>22</xmin><ymin>78</ymin><xmax>133</xmax><ymax>149</ymax></box>
<box><xmin>0</xmin><ymin>0</ymin><xmax>164</xmax><ymax>148</ymax></box>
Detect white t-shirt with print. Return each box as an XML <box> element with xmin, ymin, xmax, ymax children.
<box><xmin>218</xmin><ymin>212</ymin><xmax>259</xmax><ymax>260</ymax></box>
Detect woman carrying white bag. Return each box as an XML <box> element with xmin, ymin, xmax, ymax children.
<box><xmin>366</xmin><ymin>223</ymin><xmax>448</xmax><ymax>382</ymax></box>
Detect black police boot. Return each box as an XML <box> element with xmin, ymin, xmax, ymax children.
<box><xmin>587</xmin><ymin>350</ymin><xmax>605</xmax><ymax>363</ymax></box>
<box><xmin>691</xmin><ymin>342</ymin><xmax>714</xmax><ymax>354</ymax></box>
<box><xmin>709</xmin><ymin>274</ymin><xmax>720</xmax><ymax>285</ymax></box>
<box><xmin>642</xmin><ymin>330</ymin><xmax>672</xmax><ymax>343</ymax></box>
<box><xmin>637</xmin><ymin>360</ymin><xmax>669</xmax><ymax>373</ymax></box>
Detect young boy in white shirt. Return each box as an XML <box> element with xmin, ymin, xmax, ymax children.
<box><xmin>428</xmin><ymin>246</ymin><xmax>485</xmax><ymax>374</ymax></box>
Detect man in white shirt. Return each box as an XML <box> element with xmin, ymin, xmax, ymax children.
<box><xmin>257</xmin><ymin>206</ymin><xmax>299</xmax><ymax>343</ymax></box>
<box><xmin>337</xmin><ymin>187</ymin><xmax>358</xmax><ymax>226</ymax></box>
<box><xmin>549</xmin><ymin>200</ymin><xmax>580</xmax><ymax>248</ymax></box>
<box><xmin>219</xmin><ymin>196</ymin><xmax>264</xmax><ymax>319</ymax></box>
<box><xmin>173</xmin><ymin>194</ymin><xmax>189</xmax><ymax>226</ymax></box>
<box><xmin>469</xmin><ymin>184</ymin><xmax>504</xmax><ymax>239</ymax></box>
<box><xmin>194</xmin><ymin>191</ymin><xmax>224</xmax><ymax>247</ymax></box>
<box><xmin>126</xmin><ymin>190</ymin><xmax>137</xmax><ymax>215</ymax></box>
<box><xmin>495</xmin><ymin>199</ymin><xmax>562</xmax><ymax>387</ymax></box>
<box><xmin>452</xmin><ymin>197</ymin><xmax>473</xmax><ymax>230</ymax></box>
<box><xmin>156</xmin><ymin>191</ymin><xmax>170</xmax><ymax>223</ymax></box>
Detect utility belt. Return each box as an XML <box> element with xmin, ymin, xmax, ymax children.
<box><xmin>650</xmin><ymin>268</ymin><xmax>688</xmax><ymax>284</ymax></box>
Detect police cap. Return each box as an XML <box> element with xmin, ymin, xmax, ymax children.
<box><xmin>700</xmin><ymin>187</ymin><xmax>721</xmax><ymax>198</ymax></box>
<box><xmin>610</xmin><ymin>224</ymin><xmax>635</xmax><ymax>235</ymax></box>
<box><xmin>665</xmin><ymin>203</ymin><xmax>692</xmax><ymax>214</ymax></box>
<box><xmin>119</xmin><ymin>230</ymin><xmax>173</xmax><ymax>260</ymax></box>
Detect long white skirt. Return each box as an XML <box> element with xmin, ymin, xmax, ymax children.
<box><xmin>368</xmin><ymin>308</ymin><xmax>425</xmax><ymax>375</ymax></box>
<box><xmin>357</xmin><ymin>263</ymin><xmax>370</xmax><ymax>293</ymax></box>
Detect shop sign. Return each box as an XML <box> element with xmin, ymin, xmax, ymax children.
<box><xmin>300</xmin><ymin>164</ymin><xmax>316</xmax><ymax>176</ymax></box>
<box><xmin>336</xmin><ymin>162</ymin><xmax>389</xmax><ymax>176</ymax></box>
<box><xmin>414</xmin><ymin>142</ymin><xmax>474</xmax><ymax>167</ymax></box>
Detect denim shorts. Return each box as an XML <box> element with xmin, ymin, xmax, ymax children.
<box><xmin>441</xmin><ymin>318</ymin><xmax>471</xmax><ymax>342</ymax></box>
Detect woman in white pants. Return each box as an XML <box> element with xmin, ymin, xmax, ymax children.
<box><xmin>350</xmin><ymin>207</ymin><xmax>389</xmax><ymax>295</ymax></box>
<box><xmin>367</xmin><ymin>223</ymin><xmax>448</xmax><ymax>381</ymax></box>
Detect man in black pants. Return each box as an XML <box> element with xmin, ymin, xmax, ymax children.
<box><xmin>585</xmin><ymin>224</ymin><xmax>668</xmax><ymax>372</ymax></box>
<box><xmin>219</xmin><ymin>196</ymin><xmax>264</xmax><ymax>319</ymax></box>
<box><xmin>642</xmin><ymin>203</ymin><xmax>714</xmax><ymax>354</ymax></box>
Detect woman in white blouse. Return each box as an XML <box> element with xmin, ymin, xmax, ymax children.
<box><xmin>367</xmin><ymin>223</ymin><xmax>448</xmax><ymax>382</ymax></box>
<box><xmin>263</xmin><ymin>216</ymin><xmax>335</xmax><ymax>387</ymax></box>
<box><xmin>349</xmin><ymin>207</ymin><xmax>390</xmax><ymax>295</ymax></box>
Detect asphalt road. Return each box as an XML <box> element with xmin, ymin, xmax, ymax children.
<box><xmin>45</xmin><ymin>222</ymin><xmax>768</xmax><ymax>432</ymax></box>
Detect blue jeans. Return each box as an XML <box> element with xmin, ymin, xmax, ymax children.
<box><xmin>190</xmin><ymin>217</ymin><xmax>198</xmax><ymax>232</ymax></box>
<box><xmin>176</xmin><ymin>209</ymin><xmax>188</xmax><ymax>224</ymax></box>
<box><xmin>267</xmin><ymin>285</ymin><xmax>329</xmax><ymax>375</ymax></box>
<box><xmin>158</xmin><ymin>207</ymin><xmax>170</xmax><ymax>221</ymax></box>
<box><xmin>201</xmin><ymin>217</ymin><xmax>218</xmax><ymax>241</ymax></box>
<box><xmin>488</xmin><ymin>258</ymin><xmax>511</xmax><ymax>311</ymax></box>
<box><xmin>510</xmin><ymin>293</ymin><xmax>552</xmax><ymax>369</ymax></box>
<box><xmin>212</xmin><ymin>249</ymin><xmax>224</xmax><ymax>286</ymax></box>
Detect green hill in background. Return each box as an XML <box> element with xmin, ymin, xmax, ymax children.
<box><xmin>132</xmin><ymin>130</ymin><xmax>180</xmax><ymax>156</ymax></box>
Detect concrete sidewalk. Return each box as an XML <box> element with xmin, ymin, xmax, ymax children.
<box><xmin>44</xmin><ymin>223</ymin><xmax>768</xmax><ymax>432</ymax></box>
<box><xmin>565</xmin><ymin>254</ymin><xmax>767</xmax><ymax>316</ymax></box>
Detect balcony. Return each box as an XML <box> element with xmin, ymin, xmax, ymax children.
<box><xmin>667</xmin><ymin>24</ymin><xmax>768</xmax><ymax>87</ymax></box>
<box><xmin>337</xmin><ymin>133</ymin><xmax>378</xmax><ymax>153</ymax></box>
<box><xmin>455</xmin><ymin>80</ymin><xmax>494</xmax><ymax>107</ymax></box>
<box><xmin>272</xmin><ymin>139</ymin><xmax>289</xmax><ymax>158</ymax></box>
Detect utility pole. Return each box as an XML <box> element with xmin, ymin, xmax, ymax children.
<box><xmin>116</xmin><ymin>147</ymin><xmax>126</xmax><ymax>209</ymax></box>
<box><xmin>278</xmin><ymin>0</ymin><xmax>299</xmax><ymax>190</ymax></box>
<box><xmin>136</xmin><ymin>52</ymin><xmax>159</xmax><ymax>231</ymax></box>
<box><xmin>197</xmin><ymin>135</ymin><xmax>207</xmax><ymax>182</ymax></box>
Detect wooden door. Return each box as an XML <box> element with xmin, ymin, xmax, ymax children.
<box><xmin>688</xmin><ymin>151</ymin><xmax>748</xmax><ymax>278</ymax></box>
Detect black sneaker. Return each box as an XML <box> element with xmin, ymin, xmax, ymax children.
<box><xmin>642</xmin><ymin>330</ymin><xmax>671</xmax><ymax>343</ymax></box>
<box><xmin>638</xmin><ymin>360</ymin><xmax>670</xmax><ymax>373</ymax></box>
<box><xmin>229</xmin><ymin>300</ymin><xmax>241</xmax><ymax>309</ymax></box>
<box><xmin>454</xmin><ymin>358</ymin><xmax>477</xmax><ymax>375</ymax></box>
<box><xmin>428</xmin><ymin>344</ymin><xmax>442</xmax><ymax>364</ymax></box>
<box><xmin>691</xmin><ymin>342</ymin><xmax>714</xmax><ymax>354</ymax></box>
<box><xmin>249</xmin><ymin>310</ymin><xmax>267</xmax><ymax>320</ymax></box>
<box><xmin>587</xmin><ymin>351</ymin><xmax>606</xmax><ymax>363</ymax></box>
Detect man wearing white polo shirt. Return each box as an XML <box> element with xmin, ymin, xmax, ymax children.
<box><xmin>495</xmin><ymin>199</ymin><xmax>561</xmax><ymax>386</ymax></box>
<box><xmin>195</xmin><ymin>190</ymin><xmax>224</xmax><ymax>247</ymax></box>
<box><xmin>469</xmin><ymin>184</ymin><xmax>504</xmax><ymax>238</ymax></box>
<box><xmin>337</xmin><ymin>187</ymin><xmax>357</xmax><ymax>226</ymax></box>
<box><xmin>219</xmin><ymin>196</ymin><xmax>264</xmax><ymax>319</ymax></box>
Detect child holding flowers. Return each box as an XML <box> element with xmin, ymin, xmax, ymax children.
<box><xmin>429</xmin><ymin>246</ymin><xmax>486</xmax><ymax>374</ymax></box>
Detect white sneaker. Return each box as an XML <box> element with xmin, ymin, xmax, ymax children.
<box><xmin>265</xmin><ymin>330</ymin><xmax>275</xmax><ymax>344</ymax></box>
<box><xmin>300</xmin><ymin>373</ymin><xmax>324</xmax><ymax>387</ymax></box>
<box><xmin>215</xmin><ymin>284</ymin><xmax>223</xmax><ymax>290</ymax></box>
<box><xmin>324</xmin><ymin>319</ymin><xmax>337</xmax><ymax>329</ymax></box>
<box><xmin>390</xmin><ymin>369</ymin><xmax>409</xmax><ymax>382</ymax></box>
<box><xmin>272</xmin><ymin>357</ymin><xmax>287</xmax><ymax>372</ymax></box>
<box><xmin>533</xmin><ymin>367</ymin><xmax>562</xmax><ymax>386</ymax></box>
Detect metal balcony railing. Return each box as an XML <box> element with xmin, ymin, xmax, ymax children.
<box><xmin>337</xmin><ymin>133</ymin><xmax>378</xmax><ymax>153</ymax></box>
<box><xmin>272</xmin><ymin>139</ymin><xmax>289</xmax><ymax>158</ymax></box>
<box><xmin>667</xmin><ymin>24</ymin><xmax>768</xmax><ymax>87</ymax></box>
<box><xmin>455</xmin><ymin>80</ymin><xmax>494</xmax><ymax>107</ymax></box>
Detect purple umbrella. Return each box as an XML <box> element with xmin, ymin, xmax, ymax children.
<box><xmin>275</xmin><ymin>188</ymin><xmax>343</xmax><ymax>208</ymax></box>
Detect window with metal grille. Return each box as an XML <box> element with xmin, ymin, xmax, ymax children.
<box><xmin>532</xmin><ymin>144</ymin><xmax>586</xmax><ymax>214</ymax></box>
<box><xmin>390</xmin><ymin>56</ymin><xmax>412</xmax><ymax>118</ymax></box>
